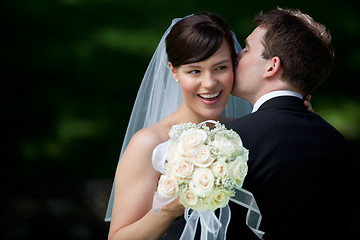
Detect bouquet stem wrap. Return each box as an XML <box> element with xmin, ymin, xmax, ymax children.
<box><xmin>181</xmin><ymin>206</ymin><xmax>230</xmax><ymax>240</ymax></box>
<box><xmin>152</xmin><ymin>121</ymin><xmax>264</xmax><ymax>239</ymax></box>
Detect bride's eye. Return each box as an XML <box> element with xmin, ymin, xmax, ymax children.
<box><xmin>215</xmin><ymin>66</ymin><xmax>227</xmax><ymax>71</ymax></box>
<box><xmin>188</xmin><ymin>70</ymin><xmax>201</xmax><ymax>74</ymax></box>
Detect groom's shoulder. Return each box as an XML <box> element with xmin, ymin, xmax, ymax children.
<box><xmin>224</xmin><ymin>113</ymin><xmax>255</xmax><ymax>131</ymax></box>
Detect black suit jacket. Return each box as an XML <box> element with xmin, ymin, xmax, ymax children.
<box><xmin>225</xmin><ymin>96</ymin><xmax>359</xmax><ymax>240</ymax></box>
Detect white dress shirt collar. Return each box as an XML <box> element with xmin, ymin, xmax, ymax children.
<box><xmin>252</xmin><ymin>90</ymin><xmax>303</xmax><ymax>113</ymax></box>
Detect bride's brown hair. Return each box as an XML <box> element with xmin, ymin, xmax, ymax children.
<box><xmin>165</xmin><ymin>13</ymin><xmax>236</xmax><ymax>68</ymax></box>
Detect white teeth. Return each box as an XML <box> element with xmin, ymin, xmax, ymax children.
<box><xmin>199</xmin><ymin>92</ymin><xmax>220</xmax><ymax>99</ymax></box>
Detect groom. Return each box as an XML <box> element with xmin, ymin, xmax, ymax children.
<box><xmin>226</xmin><ymin>8</ymin><xmax>359</xmax><ymax>239</ymax></box>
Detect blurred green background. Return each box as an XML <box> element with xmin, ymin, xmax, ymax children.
<box><xmin>4</xmin><ymin>0</ymin><xmax>359</xmax><ymax>239</ymax></box>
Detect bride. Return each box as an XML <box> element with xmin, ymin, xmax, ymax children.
<box><xmin>106</xmin><ymin>13</ymin><xmax>252</xmax><ymax>240</ymax></box>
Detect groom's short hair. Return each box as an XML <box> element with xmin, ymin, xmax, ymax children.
<box><xmin>255</xmin><ymin>8</ymin><xmax>334</xmax><ymax>95</ymax></box>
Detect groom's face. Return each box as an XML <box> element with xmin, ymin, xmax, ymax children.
<box><xmin>232</xmin><ymin>27</ymin><xmax>269</xmax><ymax>105</ymax></box>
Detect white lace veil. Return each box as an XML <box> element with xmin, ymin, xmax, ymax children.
<box><xmin>105</xmin><ymin>16</ymin><xmax>252</xmax><ymax>221</ymax></box>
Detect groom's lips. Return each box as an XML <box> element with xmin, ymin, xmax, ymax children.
<box><xmin>198</xmin><ymin>91</ymin><xmax>222</xmax><ymax>104</ymax></box>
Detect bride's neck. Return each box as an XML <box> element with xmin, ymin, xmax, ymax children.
<box><xmin>171</xmin><ymin>105</ymin><xmax>221</xmax><ymax>125</ymax></box>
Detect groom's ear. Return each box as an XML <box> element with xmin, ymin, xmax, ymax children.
<box><xmin>168</xmin><ymin>62</ymin><xmax>178</xmax><ymax>80</ymax></box>
<box><xmin>263</xmin><ymin>56</ymin><xmax>281</xmax><ymax>79</ymax></box>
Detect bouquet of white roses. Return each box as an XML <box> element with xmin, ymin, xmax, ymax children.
<box><xmin>156</xmin><ymin>121</ymin><xmax>248</xmax><ymax>212</ymax></box>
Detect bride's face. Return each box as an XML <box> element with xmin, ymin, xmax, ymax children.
<box><xmin>169</xmin><ymin>41</ymin><xmax>234</xmax><ymax>121</ymax></box>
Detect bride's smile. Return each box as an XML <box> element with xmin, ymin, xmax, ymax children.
<box><xmin>198</xmin><ymin>91</ymin><xmax>222</xmax><ymax>104</ymax></box>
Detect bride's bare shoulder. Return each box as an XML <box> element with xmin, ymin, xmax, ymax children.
<box><xmin>117</xmin><ymin>125</ymin><xmax>164</xmax><ymax>168</ymax></box>
<box><xmin>128</xmin><ymin>123</ymin><xmax>169</xmax><ymax>151</ymax></box>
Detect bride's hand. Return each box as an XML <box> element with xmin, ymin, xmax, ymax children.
<box><xmin>160</xmin><ymin>198</ymin><xmax>185</xmax><ymax>219</ymax></box>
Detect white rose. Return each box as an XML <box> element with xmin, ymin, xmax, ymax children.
<box><xmin>180</xmin><ymin>188</ymin><xmax>198</xmax><ymax>207</ymax></box>
<box><xmin>210</xmin><ymin>161</ymin><xmax>228</xmax><ymax>178</ymax></box>
<box><xmin>179</xmin><ymin>128</ymin><xmax>208</xmax><ymax>152</ymax></box>
<box><xmin>229</xmin><ymin>156</ymin><xmax>248</xmax><ymax>188</ymax></box>
<box><xmin>187</xmin><ymin>145</ymin><xmax>214</xmax><ymax>168</ymax></box>
<box><xmin>157</xmin><ymin>175</ymin><xmax>178</xmax><ymax>198</ymax></box>
<box><xmin>189</xmin><ymin>168</ymin><xmax>214</xmax><ymax>197</ymax></box>
<box><xmin>212</xmin><ymin>135</ymin><xmax>236</xmax><ymax>159</ymax></box>
<box><xmin>180</xmin><ymin>188</ymin><xmax>209</xmax><ymax>211</ymax></box>
<box><xmin>166</xmin><ymin>142</ymin><xmax>184</xmax><ymax>163</ymax></box>
<box><xmin>207</xmin><ymin>188</ymin><xmax>232</xmax><ymax>211</ymax></box>
<box><xmin>171</xmin><ymin>158</ymin><xmax>194</xmax><ymax>179</ymax></box>
<box><xmin>230</xmin><ymin>134</ymin><xmax>243</xmax><ymax>148</ymax></box>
